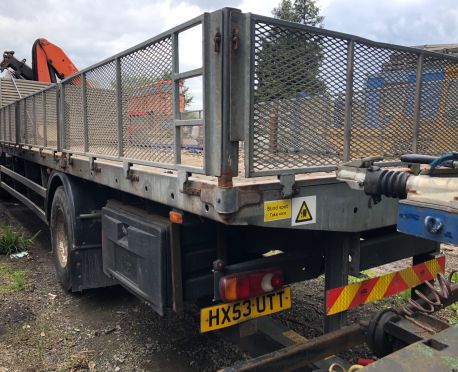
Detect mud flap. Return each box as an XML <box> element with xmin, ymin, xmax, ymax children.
<box><xmin>102</xmin><ymin>200</ymin><xmax>170</xmax><ymax>315</ymax></box>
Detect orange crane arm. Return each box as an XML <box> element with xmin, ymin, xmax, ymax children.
<box><xmin>32</xmin><ymin>38</ymin><xmax>78</xmax><ymax>83</ymax></box>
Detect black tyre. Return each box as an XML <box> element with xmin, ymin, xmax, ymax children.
<box><xmin>50</xmin><ymin>186</ymin><xmax>73</xmax><ymax>291</ymax></box>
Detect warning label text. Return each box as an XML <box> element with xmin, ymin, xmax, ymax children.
<box><xmin>264</xmin><ymin>200</ymin><xmax>291</xmax><ymax>222</ymax></box>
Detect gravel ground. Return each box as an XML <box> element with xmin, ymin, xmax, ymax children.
<box><xmin>0</xmin><ymin>200</ymin><xmax>457</xmax><ymax>371</ymax></box>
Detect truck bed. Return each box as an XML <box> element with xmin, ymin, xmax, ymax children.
<box><xmin>0</xmin><ymin>8</ymin><xmax>457</xmax><ymax>232</ymax></box>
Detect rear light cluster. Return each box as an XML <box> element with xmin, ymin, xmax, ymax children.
<box><xmin>219</xmin><ymin>270</ymin><xmax>283</xmax><ymax>302</ymax></box>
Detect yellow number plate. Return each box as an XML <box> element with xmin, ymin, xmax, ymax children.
<box><xmin>200</xmin><ymin>287</ymin><xmax>291</xmax><ymax>333</ymax></box>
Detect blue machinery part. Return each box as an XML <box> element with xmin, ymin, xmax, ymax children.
<box><xmin>397</xmin><ymin>203</ymin><xmax>458</xmax><ymax>245</ymax></box>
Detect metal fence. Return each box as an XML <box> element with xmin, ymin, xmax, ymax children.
<box><xmin>246</xmin><ymin>15</ymin><xmax>458</xmax><ymax>176</ymax></box>
<box><xmin>1</xmin><ymin>9</ymin><xmax>458</xmax><ymax>180</ymax></box>
<box><xmin>0</xmin><ymin>14</ymin><xmax>208</xmax><ymax>173</ymax></box>
<box><xmin>16</xmin><ymin>86</ymin><xmax>58</xmax><ymax>149</ymax></box>
<box><xmin>0</xmin><ymin>102</ymin><xmax>17</xmax><ymax>144</ymax></box>
<box><xmin>60</xmin><ymin>15</ymin><xmax>206</xmax><ymax>172</ymax></box>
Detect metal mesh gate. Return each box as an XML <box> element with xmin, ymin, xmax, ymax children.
<box><xmin>248</xmin><ymin>16</ymin><xmax>458</xmax><ymax>176</ymax></box>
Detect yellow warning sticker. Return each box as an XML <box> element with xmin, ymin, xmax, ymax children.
<box><xmin>264</xmin><ymin>199</ymin><xmax>291</xmax><ymax>222</ymax></box>
<box><xmin>295</xmin><ymin>201</ymin><xmax>313</xmax><ymax>223</ymax></box>
<box><xmin>292</xmin><ymin>196</ymin><xmax>316</xmax><ymax>226</ymax></box>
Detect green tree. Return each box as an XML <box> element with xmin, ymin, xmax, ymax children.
<box><xmin>273</xmin><ymin>0</ymin><xmax>324</xmax><ymax>27</ymax></box>
<box><xmin>255</xmin><ymin>0</ymin><xmax>325</xmax><ymax>101</ymax></box>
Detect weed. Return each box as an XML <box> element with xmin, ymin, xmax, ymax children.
<box><xmin>0</xmin><ymin>264</ymin><xmax>28</xmax><ymax>294</ymax></box>
<box><xmin>348</xmin><ymin>269</ymin><xmax>376</xmax><ymax>284</ymax></box>
<box><xmin>0</xmin><ymin>225</ymin><xmax>39</xmax><ymax>255</ymax></box>
<box><xmin>397</xmin><ymin>289</ymin><xmax>411</xmax><ymax>300</ymax></box>
<box><xmin>450</xmin><ymin>272</ymin><xmax>458</xmax><ymax>284</ymax></box>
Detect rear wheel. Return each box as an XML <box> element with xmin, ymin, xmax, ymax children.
<box><xmin>50</xmin><ymin>186</ymin><xmax>73</xmax><ymax>291</ymax></box>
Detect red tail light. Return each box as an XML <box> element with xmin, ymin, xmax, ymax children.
<box><xmin>219</xmin><ymin>270</ymin><xmax>283</xmax><ymax>302</ymax></box>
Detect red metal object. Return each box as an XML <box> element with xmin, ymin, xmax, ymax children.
<box><xmin>357</xmin><ymin>358</ymin><xmax>375</xmax><ymax>366</ymax></box>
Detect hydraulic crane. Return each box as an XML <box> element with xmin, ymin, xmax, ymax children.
<box><xmin>0</xmin><ymin>38</ymin><xmax>78</xmax><ymax>83</ymax></box>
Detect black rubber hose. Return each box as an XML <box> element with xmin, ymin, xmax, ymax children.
<box><xmin>364</xmin><ymin>168</ymin><xmax>410</xmax><ymax>199</ymax></box>
<box><xmin>400</xmin><ymin>154</ymin><xmax>438</xmax><ymax>164</ymax></box>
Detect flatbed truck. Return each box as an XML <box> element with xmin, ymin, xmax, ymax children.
<box><xmin>1</xmin><ymin>8</ymin><xmax>458</xmax><ymax>348</ymax></box>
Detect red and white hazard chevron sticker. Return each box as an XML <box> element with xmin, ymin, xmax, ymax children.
<box><xmin>326</xmin><ymin>255</ymin><xmax>446</xmax><ymax>316</ymax></box>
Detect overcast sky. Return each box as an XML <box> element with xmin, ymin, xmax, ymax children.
<box><xmin>1</xmin><ymin>0</ymin><xmax>457</xmax><ymax>109</ymax></box>
<box><xmin>1</xmin><ymin>0</ymin><xmax>457</xmax><ymax>70</ymax></box>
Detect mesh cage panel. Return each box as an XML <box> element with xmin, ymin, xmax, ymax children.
<box><xmin>86</xmin><ymin>62</ymin><xmax>118</xmax><ymax>156</ymax></box>
<box><xmin>5</xmin><ymin>107</ymin><xmax>9</xmax><ymax>142</ymax></box>
<box><xmin>44</xmin><ymin>87</ymin><xmax>58</xmax><ymax>149</ymax></box>
<box><xmin>34</xmin><ymin>93</ymin><xmax>45</xmax><ymax>147</ymax></box>
<box><xmin>4</xmin><ymin>107</ymin><xmax>8</xmax><ymax>142</ymax></box>
<box><xmin>18</xmin><ymin>100</ymin><xmax>26</xmax><ymax>144</ymax></box>
<box><xmin>351</xmin><ymin>43</ymin><xmax>417</xmax><ymax>160</ymax></box>
<box><xmin>418</xmin><ymin>57</ymin><xmax>458</xmax><ymax>154</ymax></box>
<box><xmin>0</xmin><ymin>107</ymin><xmax>4</xmax><ymax>142</ymax></box>
<box><xmin>249</xmin><ymin>17</ymin><xmax>458</xmax><ymax>176</ymax></box>
<box><xmin>121</xmin><ymin>37</ymin><xmax>174</xmax><ymax>164</ymax></box>
<box><xmin>63</xmin><ymin>80</ymin><xmax>84</xmax><ymax>152</ymax></box>
<box><xmin>25</xmin><ymin>98</ymin><xmax>36</xmax><ymax>146</ymax></box>
<box><xmin>9</xmin><ymin>105</ymin><xmax>15</xmax><ymax>143</ymax></box>
<box><xmin>251</xmin><ymin>21</ymin><xmax>348</xmax><ymax>173</ymax></box>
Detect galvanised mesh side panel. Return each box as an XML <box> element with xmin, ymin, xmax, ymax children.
<box><xmin>63</xmin><ymin>80</ymin><xmax>84</xmax><ymax>152</ymax></box>
<box><xmin>0</xmin><ymin>107</ymin><xmax>4</xmax><ymax>142</ymax></box>
<box><xmin>351</xmin><ymin>43</ymin><xmax>417</xmax><ymax>159</ymax></box>
<box><xmin>418</xmin><ymin>57</ymin><xmax>458</xmax><ymax>154</ymax></box>
<box><xmin>3</xmin><ymin>107</ymin><xmax>7</xmax><ymax>142</ymax></box>
<box><xmin>4</xmin><ymin>107</ymin><xmax>8</xmax><ymax>142</ymax></box>
<box><xmin>248</xmin><ymin>17</ymin><xmax>458</xmax><ymax>176</ymax></box>
<box><xmin>44</xmin><ymin>87</ymin><xmax>58</xmax><ymax>149</ymax></box>
<box><xmin>25</xmin><ymin>98</ymin><xmax>36</xmax><ymax>146</ymax></box>
<box><xmin>18</xmin><ymin>100</ymin><xmax>26</xmax><ymax>144</ymax></box>
<box><xmin>86</xmin><ymin>62</ymin><xmax>118</xmax><ymax>156</ymax></box>
<box><xmin>121</xmin><ymin>37</ymin><xmax>175</xmax><ymax>164</ymax></box>
<box><xmin>1</xmin><ymin>107</ymin><xmax>6</xmax><ymax>142</ymax></box>
<box><xmin>251</xmin><ymin>21</ymin><xmax>347</xmax><ymax>173</ymax></box>
<box><xmin>8</xmin><ymin>105</ymin><xmax>15</xmax><ymax>143</ymax></box>
<box><xmin>34</xmin><ymin>93</ymin><xmax>45</xmax><ymax>147</ymax></box>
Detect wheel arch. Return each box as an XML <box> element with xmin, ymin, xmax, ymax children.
<box><xmin>46</xmin><ymin>171</ymin><xmax>116</xmax><ymax>291</ymax></box>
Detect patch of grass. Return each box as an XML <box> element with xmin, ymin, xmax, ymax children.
<box><xmin>449</xmin><ymin>302</ymin><xmax>458</xmax><ymax>312</ymax></box>
<box><xmin>0</xmin><ymin>264</ymin><xmax>28</xmax><ymax>294</ymax></box>
<box><xmin>397</xmin><ymin>289</ymin><xmax>411</xmax><ymax>300</ymax></box>
<box><xmin>450</xmin><ymin>272</ymin><xmax>458</xmax><ymax>284</ymax></box>
<box><xmin>348</xmin><ymin>269</ymin><xmax>376</xmax><ymax>284</ymax></box>
<box><xmin>0</xmin><ymin>225</ymin><xmax>39</xmax><ymax>255</ymax></box>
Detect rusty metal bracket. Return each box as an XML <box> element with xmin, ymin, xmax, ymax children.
<box><xmin>89</xmin><ymin>156</ymin><xmax>101</xmax><ymax>173</ymax></box>
<box><xmin>200</xmin><ymin>185</ymin><xmax>261</xmax><ymax>215</ymax></box>
<box><xmin>177</xmin><ymin>170</ymin><xmax>191</xmax><ymax>193</ymax></box>
<box><xmin>278</xmin><ymin>174</ymin><xmax>295</xmax><ymax>198</ymax></box>
<box><xmin>232</xmin><ymin>28</ymin><xmax>240</xmax><ymax>50</ymax></box>
<box><xmin>59</xmin><ymin>152</ymin><xmax>72</xmax><ymax>168</ymax></box>
<box><xmin>123</xmin><ymin>162</ymin><xmax>138</xmax><ymax>182</ymax></box>
<box><xmin>214</xmin><ymin>31</ymin><xmax>222</xmax><ymax>52</ymax></box>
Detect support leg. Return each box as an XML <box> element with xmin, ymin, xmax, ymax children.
<box><xmin>324</xmin><ymin>233</ymin><xmax>358</xmax><ymax>333</ymax></box>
